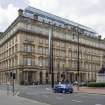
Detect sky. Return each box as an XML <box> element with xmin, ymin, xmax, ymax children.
<box><xmin>0</xmin><ymin>0</ymin><xmax>105</xmax><ymax>38</ymax></box>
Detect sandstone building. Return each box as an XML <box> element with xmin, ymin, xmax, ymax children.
<box><xmin>0</xmin><ymin>6</ymin><xmax>105</xmax><ymax>85</ymax></box>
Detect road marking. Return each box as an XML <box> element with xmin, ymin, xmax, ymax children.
<box><xmin>45</xmin><ymin>88</ymin><xmax>50</xmax><ymax>90</ymax></box>
<box><xmin>43</xmin><ymin>95</ymin><xmax>48</xmax><ymax>98</ymax></box>
<box><xmin>72</xmin><ymin>100</ymin><xmax>82</xmax><ymax>103</ymax></box>
<box><xmin>16</xmin><ymin>92</ymin><xmax>19</xmax><ymax>96</ymax></box>
<box><xmin>56</xmin><ymin>96</ymin><xmax>63</xmax><ymax>100</ymax></box>
<box><xmin>95</xmin><ymin>104</ymin><xmax>102</xmax><ymax>105</ymax></box>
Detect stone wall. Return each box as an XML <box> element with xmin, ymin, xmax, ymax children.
<box><xmin>97</xmin><ymin>74</ymin><xmax>105</xmax><ymax>83</ymax></box>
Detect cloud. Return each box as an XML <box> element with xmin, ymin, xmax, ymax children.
<box><xmin>0</xmin><ymin>0</ymin><xmax>105</xmax><ymax>38</ymax></box>
<box><xmin>0</xmin><ymin>0</ymin><xmax>28</xmax><ymax>9</ymax></box>
<box><xmin>0</xmin><ymin>4</ymin><xmax>18</xmax><ymax>32</ymax></box>
<box><xmin>28</xmin><ymin>0</ymin><xmax>105</xmax><ymax>38</ymax></box>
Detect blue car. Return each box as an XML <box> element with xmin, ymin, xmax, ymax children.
<box><xmin>53</xmin><ymin>84</ymin><xmax>73</xmax><ymax>93</ymax></box>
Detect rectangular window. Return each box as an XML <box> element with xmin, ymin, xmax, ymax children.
<box><xmin>27</xmin><ymin>58</ymin><xmax>32</xmax><ymax>65</ymax></box>
<box><xmin>24</xmin><ymin>57</ymin><xmax>32</xmax><ymax>65</ymax></box>
<box><xmin>24</xmin><ymin>44</ymin><xmax>32</xmax><ymax>52</ymax></box>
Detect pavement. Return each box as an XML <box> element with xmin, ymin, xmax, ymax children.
<box><xmin>74</xmin><ymin>86</ymin><xmax>105</xmax><ymax>95</ymax></box>
<box><xmin>0</xmin><ymin>90</ymin><xmax>50</xmax><ymax>105</ymax></box>
<box><xmin>0</xmin><ymin>85</ymin><xmax>105</xmax><ymax>105</ymax></box>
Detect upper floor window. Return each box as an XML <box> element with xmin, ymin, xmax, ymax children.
<box><xmin>24</xmin><ymin>44</ymin><xmax>32</xmax><ymax>52</ymax></box>
<box><xmin>24</xmin><ymin>57</ymin><xmax>32</xmax><ymax>65</ymax></box>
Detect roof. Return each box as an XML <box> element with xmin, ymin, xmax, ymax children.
<box><xmin>0</xmin><ymin>32</ymin><xmax>3</xmax><ymax>36</ymax></box>
<box><xmin>98</xmin><ymin>67</ymin><xmax>105</xmax><ymax>74</ymax></box>
<box><xmin>23</xmin><ymin>6</ymin><xmax>97</xmax><ymax>35</ymax></box>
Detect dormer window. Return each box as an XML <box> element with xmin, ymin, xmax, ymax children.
<box><xmin>33</xmin><ymin>14</ymin><xmax>38</xmax><ymax>20</ymax></box>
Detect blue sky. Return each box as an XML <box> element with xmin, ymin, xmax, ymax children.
<box><xmin>0</xmin><ymin>0</ymin><xmax>105</xmax><ymax>38</ymax></box>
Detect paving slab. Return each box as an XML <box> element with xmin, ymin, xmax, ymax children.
<box><xmin>0</xmin><ymin>90</ymin><xmax>50</xmax><ymax>105</ymax></box>
<box><xmin>74</xmin><ymin>86</ymin><xmax>105</xmax><ymax>95</ymax></box>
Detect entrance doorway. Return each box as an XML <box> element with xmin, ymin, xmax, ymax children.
<box><xmin>39</xmin><ymin>72</ymin><xmax>43</xmax><ymax>84</ymax></box>
<box><xmin>28</xmin><ymin>71</ymin><xmax>33</xmax><ymax>85</ymax></box>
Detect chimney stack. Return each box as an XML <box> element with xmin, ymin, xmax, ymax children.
<box><xmin>18</xmin><ymin>9</ymin><xmax>23</xmax><ymax>16</ymax></box>
<box><xmin>33</xmin><ymin>14</ymin><xmax>38</xmax><ymax>20</ymax></box>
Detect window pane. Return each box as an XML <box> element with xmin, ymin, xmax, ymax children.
<box><xmin>27</xmin><ymin>58</ymin><xmax>32</xmax><ymax>65</ymax></box>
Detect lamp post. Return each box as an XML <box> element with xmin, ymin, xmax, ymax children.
<box><xmin>39</xmin><ymin>64</ymin><xmax>42</xmax><ymax>84</ymax></box>
<box><xmin>62</xmin><ymin>63</ymin><xmax>65</xmax><ymax>82</ymax></box>
<box><xmin>73</xmin><ymin>26</ymin><xmax>83</xmax><ymax>91</ymax></box>
<box><xmin>57</xmin><ymin>61</ymin><xmax>60</xmax><ymax>83</ymax></box>
<box><xmin>77</xmin><ymin>27</ymin><xmax>80</xmax><ymax>91</ymax></box>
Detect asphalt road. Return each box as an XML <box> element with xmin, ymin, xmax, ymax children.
<box><xmin>18</xmin><ymin>86</ymin><xmax>105</xmax><ymax>105</ymax></box>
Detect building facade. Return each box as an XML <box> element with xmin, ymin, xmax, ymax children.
<box><xmin>0</xmin><ymin>6</ymin><xmax>105</xmax><ymax>85</ymax></box>
<box><xmin>97</xmin><ymin>66</ymin><xmax>105</xmax><ymax>83</ymax></box>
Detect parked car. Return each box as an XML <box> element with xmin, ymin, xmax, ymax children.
<box><xmin>53</xmin><ymin>83</ymin><xmax>73</xmax><ymax>94</ymax></box>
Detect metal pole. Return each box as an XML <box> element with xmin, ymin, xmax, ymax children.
<box><xmin>48</xmin><ymin>28</ymin><xmax>52</xmax><ymax>74</ymax></box>
<box><xmin>58</xmin><ymin>62</ymin><xmax>60</xmax><ymax>82</ymax></box>
<box><xmin>51</xmin><ymin>25</ymin><xmax>54</xmax><ymax>88</ymax></box>
<box><xmin>13</xmin><ymin>78</ymin><xmax>15</xmax><ymax>96</ymax></box>
<box><xmin>77</xmin><ymin>27</ymin><xmax>80</xmax><ymax>91</ymax></box>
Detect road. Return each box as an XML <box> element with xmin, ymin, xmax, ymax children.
<box><xmin>18</xmin><ymin>85</ymin><xmax>105</xmax><ymax>105</ymax></box>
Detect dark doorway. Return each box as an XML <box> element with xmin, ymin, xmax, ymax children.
<box><xmin>61</xmin><ymin>72</ymin><xmax>65</xmax><ymax>83</ymax></box>
<box><xmin>39</xmin><ymin>72</ymin><xmax>43</xmax><ymax>84</ymax></box>
<box><xmin>28</xmin><ymin>71</ymin><xmax>33</xmax><ymax>85</ymax></box>
<box><xmin>46</xmin><ymin>72</ymin><xmax>48</xmax><ymax>84</ymax></box>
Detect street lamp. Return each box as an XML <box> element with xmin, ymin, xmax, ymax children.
<box><xmin>39</xmin><ymin>64</ymin><xmax>42</xmax><ymax>84</ymax></box>
<box><xmin>62</xmin><ymin>63</ymin><xmax>65</xmax><ymax>82</ymax></box>
<box><xmin>57</xmin><ymin>61</ymin><xmax>60</xmax><ymax>83</ymax></box>
<box><xmin>77</xmin><ymin>27</ymin><xmax>80</xmax><ymax>91</ymax></box>
<box><xmin>73</xmin><ymin>26</ymin><xmax>84</xmax><ymax>91</ymax></box>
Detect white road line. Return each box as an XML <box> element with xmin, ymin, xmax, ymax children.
<box><xmin>56</xmin><ymin>96</ymin><xmax>63</xmax><ymax>100</ymax></box>
<box><xmin>72</xmin><ymin>100</ymin><xmax>82</xmax><ymax>103</ymax></box>
<box><xmin>45</xmin><ymin>88</ymin><xmax>50</xmax><ymax>90</ymax></box>
<box><xmin>43</xmin><ymin>95</ymin><xmax>48</xmax><ymax>98</ymax></box>
<box><xmin>95</xmin><ymin>104</ymin><xmax>102</xmax><ymax>105</ymax></box>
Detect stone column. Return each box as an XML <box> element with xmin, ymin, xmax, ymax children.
<box><xmin>36</xmin><ymin>71</ymin><xmax>40</xmax><ymax>83</ymax></box>
<box><xmin>15</xmin><ymin>69</ymin><xmax>20</xmax><ymax>85</ymax></box>
<box><xmin>43</xmin><ymin>70</ymin><xmax>46</xmax><ymax>84</ymax></box>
